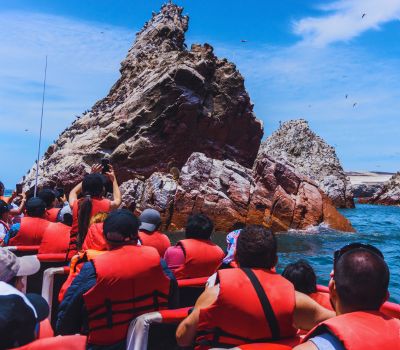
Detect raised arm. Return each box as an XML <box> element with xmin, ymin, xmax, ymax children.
<box><xmin>68</xmin><ymin>182</ymin><xmax>82</xmax><ymax>207</ymax></box>
<box><xmin>293</xmin><ymin>291</ymin><xmax>335</xmax><ymax>331</ymax></box>
<box><xmin>106</xmin><ymin>166</ymin><xmax>121</xmax><ymax>210</ymax></box>
<box><xmin>9</xmin><ymin>192</ymin><xmax>27</xmax><ymax>215</ymax></box>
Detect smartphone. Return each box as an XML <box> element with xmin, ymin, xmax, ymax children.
<box><xmin>16</xmin><ymin>183</ymin><xmax>23</xmax><ymax>194</ymax></box>
<box><xmin>56</xmin><ymin>188</ymin><xmax>65</xmax><ymax>198</ymax></box>
<box><xmin>101</xmin><ymin>158</ymin><xmax>110</xmax><ymax>173</ymax></box>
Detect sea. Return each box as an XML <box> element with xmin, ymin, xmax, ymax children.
<box><xmin>5</xmin><ymin>189</ymin><xmax>399</xmax><ymax>303</ymax></box>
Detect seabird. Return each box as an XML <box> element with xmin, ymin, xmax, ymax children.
<box><xmin>353</xmin><ymin>102</ymin><xmax>357</xmax><ymax>108</ymax></box>
<box><xmin>362</xmin><ymin>13</ymin><xmax>366</xmax><ymax>18</ymax></box>
<box><xmin>240</xmin><ymin>39</ymin><xmax>248</xmax><ymax>43</ymax></box>
<box><xmin>345</xmin><ymin>94</ymin><xmax>348</xmax><ymax>99</ymax></box>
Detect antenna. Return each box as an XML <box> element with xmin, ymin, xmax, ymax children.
<box><xmin>34</xmin><ymin>55</ymin><xmax>48</xmax><ymax>197</ymax></box>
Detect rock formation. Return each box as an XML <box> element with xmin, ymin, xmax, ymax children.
<box><xmin>119</xmin><ymin>152</ymin><xmax>354</xmax><ymax>233</ymax></box>
<box><xmin>22</xmin><ymin>4</ymin><xmax>353</xmax><ymax>233</ymax></box>
<box><xmin>23</xmin><ymin>3</ymin><xmax>263</xmax><ymax>189</ymax></box>
<box><xmin>259</xmin><ymin>119</ymin><xmax>354</xmax><ymax>208</ymax></box>
<box><xmin>360</xmin><ymin>172</ymin><xmax>400</xmax><ymax>206</ymax></box>
<box><xmin>351</xmin><ymin>183</ymin><xmax>383</xmax><ymax>198</ymax></box>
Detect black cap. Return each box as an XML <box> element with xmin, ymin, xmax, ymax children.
<box><xmin>0</xmin><ymin>200</ymin><xmax>11</xmax><ymax>215</ymax></box>
<box><xmin>103</xmin><ymin>209</ymin><xmax>140</xmax><ymax>243</ymax></box>
<box><xmin>0</xmin><ymin>284</ymin><xmax>49</xmax><ymax>349</ymax></box>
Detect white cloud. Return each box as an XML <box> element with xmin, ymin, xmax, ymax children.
<box><xmin>293</xmin><ymin>0</ymin><xmax>400</xmax><ymax>46</ymax></box>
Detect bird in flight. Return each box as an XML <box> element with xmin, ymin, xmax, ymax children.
<box><xmin>345</xmin><ymin>94</ymin><xmax>348</xmax><ymax>99</ymax></box>
<box><xmin>241</xmin><ymin>39</ymin><xmax>248</xmax><ymax>43</ymax></box>
<box><xmin>362</xmin><ymin>13</ymin><xmax>366</xmax><ymax>18</ymax></box>
<box><xmin>100</xmin><ymin>31</ymin><xmax>104</xmax><ymax>34</ymax></box>
<box><xmin>353</xmin><ymin>102</ymin><xmax>357</xmax><ymax>108</ymax></box>
<box><xmin>24</xmin><ymin>129</ymin><xmax>28</xmax><ymax>132</ymax></box>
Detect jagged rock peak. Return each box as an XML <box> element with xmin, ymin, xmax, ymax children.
<box><xmin>258</xmin><ymin>119</ymin><xmax>354</xmax><ymax>208</ymax></box>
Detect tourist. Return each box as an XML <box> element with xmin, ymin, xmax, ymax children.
<box><xmin>282</xmin><ymin>260</ymin><xmax>331</xmax><ymax>309</ymax></box>
<box><xmin>294</xmin><ymin>243</ymin><xmax>400</xmax><ymax>350</ymax></box>
<box><xmin>0</xmin><ymin>200</ymin><xmax>11</xmax><ymax>242</ymax></box>
<box><xmin>9</xmin><ymin>191</ymin><xmax>27</xmax><ymax>224</ymax></box>
<box><xmin>3</xmin><ymin>197</ymin><xmax>49</xmax><ymax>246</ymax></box>
<box><xmin>0</xmin><ymin>282</ymin><xmax>49</xmax><ymax>349</ymax></box>
<box><xmin>56</xmin><ymin>209</ymin><xmax>177</xmax><ymax>349</ymax></box>
<box><xmin>139</xmin><ymin>208</ymin><xmax>171</xmax><ymax>256</ymax></box>
<box><xmin>0</xmin><ymin>181</ymin><xmax>12</xmax><ymax>204</ymax></box>
<box><xmin>68</xmin><ymin>164</ymin><xmax>121</xmax><ymax>254</ymax></box>
<box><xmin>176</xmin><ymin>225</ymin><xmax>335</xmax><ymax>348</ymax></box>
<box><xmin>222</xmin><ymin>221</ymin><xmax>245</xmax><ymax>266</ymax></box>
<box><xmin>82</xmin><ymin>211</ymin><xmax>109</xmax><ymax>251</ymax></box>
<box><xmin>164</xmin><ymin>214</ymin><xmax>224</xmax><ymax>279</ymax></box>
<box><xmin>38</xmin><ymin>188</ymin><xmax>65</xmax><ymax>222</ymax></box>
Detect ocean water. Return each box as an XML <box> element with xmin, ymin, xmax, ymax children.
<box><xmin>4</xmin><ymin>189</ymin><xmax>399</xmax><ymax>302</ymax></box>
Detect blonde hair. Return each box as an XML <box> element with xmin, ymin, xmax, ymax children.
<box><xmin>90</xmin><ymin>212</ymin><xmax>108</xmax><ymax>225</ymax></box>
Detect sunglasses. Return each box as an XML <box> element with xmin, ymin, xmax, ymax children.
<box><xmin>333</xmin><ymin>242</ymin><xmax>384</xmax><ymax>267</ymax></box>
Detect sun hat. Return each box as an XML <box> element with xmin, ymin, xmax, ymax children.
<box><xmin>139</xmin><ymin>208</ymin><xmax>161</xmax><ymax>232</ymax></box>
<box><xmin>0</xmin><ymin>247</ymin><xmax>40</xmax><ymax>283</ymax></box>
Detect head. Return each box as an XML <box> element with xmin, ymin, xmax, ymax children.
<box><xmin>235</xmin><ymin>225</ymin><xmax>277</xmax><ymax>269</ymax></box>
<box><xmin>0</xmin><ymin>200</ymin><xmax>11</xmax><ymax>222</ymax></box>
<box><xmin>25</xmin><ymin>198</ymin><xmax>46</xmax><ymax>218</ymax></box>
<box><xmin>103</xmin><ymin>209</ymin><xmax>140</xmax><ymax>247</ymax></box>
<box><xmin>139</xmin><ymin>208</ymin><xmax>161</xmax><ymax>233</ymax></box>
<box><xmin>185</xmin><ymin>214</ymin><xmax>214</xmax><ymax>240</ymax></box>
<box><xmin>82</xmin><ymin>174</ymin><xmax>104</xmax><ymax>197</ymax></box>
<box><xmin>330</xmin><ymin>243</ymin><xmax>389</xmax><ymax>313</ymax></box>
<box><xmin>0</xmin><ymin>182</ymin><xmax>4</xmax><ymax>196</ymax></box>
<box><xmin>282</xmin><ymin>260</ymin><xmax>317</xmax><ymax>294</ymax></box>
<box><xmin>38</xmin><ymin>189</ymin><xmax>57</xmax><ymax>209</ymax></box>
<box><xmin>0</xmin><ymin>282</ymin><xmax>49</xmax><ymax>350</ymax></box>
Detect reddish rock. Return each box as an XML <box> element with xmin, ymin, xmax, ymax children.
<box><xmin>322</xmin><ymin>195</ymin><xmax>354</xmax><ymax>232</ymax></box>
<box><xmin>360</xmin><ymin>172</ymin><xmax>400</xmax><ymax>206</ymax></box>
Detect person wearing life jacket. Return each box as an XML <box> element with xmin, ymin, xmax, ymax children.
<box><xmin>176</xmin><ymin>225</ymin><xmax>335</xmax><ymax>349</ymax></box>
<box><xmin>38</xmin><ymin>189</ymin><xmax>61</xmax><ymax>222</ymax></box>
<box><xmin>67</xmin><ymin>164</ymin><xmax>121</xmax><ymax>257</ymax></box>
<box><xmin>0</xmin><ymin>200</ymin><xmax>12</xmax><ymax>243</ymax></box>
<box><xmin>164</xmin><ymin>214</ymin><xmax>224</xmax><ymax>279</ymax></box>
<box><xmin>0</xmin><ymin>181</ymin><xmax>13</xmax><ymax>204</ymax></box>
<box><xmin>4</xmin><ymin>198</ymin><xmax>50</xmax><ymax>246</ymax></box>
<box><xmin>56</xmin><ymin>209</ymin><xmax>178</xmax><ymax>350</ymax></box>
<box><xmin>294</xmin><ymin>243</ymin><xmax>400</xmax><ymax>350</ymax></box>
<box><xmin>282</xmin><ymin>260</ymin><xmax>332</xmax><ymax>310</ymax></box>
<box><xmin>0</xmin><ymin>282</ymin><xmax>50</xmax><ymax>350</ymax></box>
<box><xmin>82</xmin><ymin>212</ymin><xmax>109</xmax><ymax>251</ymax></box>
<box><xmin>138</xmin><ymin>208</ymin><xmax>170</xmax><ymax>256</ymax></box>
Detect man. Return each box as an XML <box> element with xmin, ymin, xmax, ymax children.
<box><xmin>294</xmin><ymin>243</ymin><xmax>400</xmax><ymax>350</ymax></box>
<box><xmin>164</xmin><ymin>214</ymin><xmax>224</xmax><ymax>279</ymax></box>
<box><xmin>138</xmin><ymin>208</ymin><xmax>170</xmax><ymax>256</ymax></box>
<box><xmin>176</xmin><ymin>225</ymin><xmax>335</xmax><ymax>349</ymax></box>
<box><xmin>56</xmin><ymin>209</ymin><xmax>177</xmax><ymax>350</ymax></box>
<box><xmin>38</xmin><ymin>189</ymin><xmax>60</xmax><ymax>222</ymax></box>
<box><xmin>3</xmin><ymin>197</ymin><xmax>49</xmax><ymax>246</ymax></box>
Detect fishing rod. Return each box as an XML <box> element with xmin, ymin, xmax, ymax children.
<box><xmin>34</xmin><ymin>55</ymin><xmax>48</xmax><ymax>197</ymax></box>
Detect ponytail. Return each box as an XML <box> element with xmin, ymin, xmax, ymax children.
<box><xmin>77</xmin><ymin>195</ymin><xmax>93</xmax><ymax>250</ymax></box>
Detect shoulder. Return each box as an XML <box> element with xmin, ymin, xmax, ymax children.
<box><xmin>307</xmin><ymin>332</ymin><xmax>345</xmax><ymax>350</ymax></box>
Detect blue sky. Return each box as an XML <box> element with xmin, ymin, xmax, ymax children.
<box><xmin>1</xmin><ymin>0</ymin><xmax>400</xmax><ymax>188</ymax></box>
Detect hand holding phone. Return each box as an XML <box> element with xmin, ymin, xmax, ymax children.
<box><xmin>16</xmin><ymin>183</ymin><xmax>23</xmax><ymax>194</ymax></box>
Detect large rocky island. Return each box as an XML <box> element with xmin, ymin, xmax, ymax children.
<box><xmin>23</xmin><ymin>3</ymin><xmax>353</xmax><ymax>233</ymax></box>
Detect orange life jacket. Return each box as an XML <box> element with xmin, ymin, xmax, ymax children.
<box><xmin>196</xmin><ymin>268</ymin><xmax>298</xmax><ymax>349</ymax></box>
<box><xmin>138</xmin><ymin>230</ymin><xmax>171</xmax><ymax>256</ymax></box>
<box><xmin>82</xmin><ymin>222</ymin><xmax>108</xmax><ymax>251</ymax></box>
<box><xmin>303</xmin><ymin>311</ymin><xmax>400</xmax><ymax>350</ymax></box>
<box><xmin>309</xmin><ymin>291</ymin><xmax>333</xmax><ymax>310</ymax></box>
<box><xmin>58</xmin><ymin>249</ymin><xmax>106</xmax><ymax>302</ymax></box>
<box><xmin>38</xmin><ymin>222</ymin><xmax>71</xmax><ymax>255</ymax></box>
<box><xmin>83</xmin><ymin>245</ymin><xmax>171</xmax><ymax>346</ymax></box>
<box><xmin>8</xmin><ymin>216</ymin><xmax>50</xmax><ymax>246</ymax></box>
<box><xmin>68</xmin><ymin>197</ymin><xmax>111</xmax><ymax>257</ymax></box>
<box><xmin>174</xmin><ymin>239</ymin><xmax>224</xmax><ymax>279</ymax></box>
<box><xmin>44</xmin><ymin>208</ymin><xmax>60</xmax><ymax>222</ymax></box>
<box><xmin>13</xmin><ymin>335</ymin><xmax>87</xmax><ymax>350</ymax></box>
<box><xmin>0</xmin><ymin>195</ymin><xmax>11</xmax><ymax>204</ymax></box>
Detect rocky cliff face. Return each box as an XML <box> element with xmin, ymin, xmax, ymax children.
<box><xmin>119</xmin><ymin>152</ymin><xmax>354</xmax><ymax>233</ymax></box>
<box><xmin>259</xmin><ymin>119</ymin><xmax>354</xmax><ymax>208</ymax></box>
<box><xmin>22</xmin><ymin>4</ymin><xmax>353</xmax><ymax>233</ymax></box>
<box><xmin>24</xmin><ymin>3</ymin><xmax>262</xmax><ymax>189</ymax></box>
<box><xmin>360</xmin><ymin>172</ymin><xmax>400</xmax><ymax>205</ymax></box>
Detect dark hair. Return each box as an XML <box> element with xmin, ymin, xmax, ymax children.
<box><xmin>26</xmin><ymin>198</ymin><xmax>46</xmax><ymax>217</ymax></box>
<box><xmin>103</xmin><ymin>209</ymin><xmax>140</xmax><ymax>245</ymax></box>
<box><xmin>236</xmin><ymin>225</ymin><xmax>277</xmax><ymax>269</ymax></box>
<box><xmin>62</xmin><ymin>213</ymin><xmax>73</xmax><ymax>226</ymax></box>
<box><xmin>185</xmin><ymin>214</ymin><xmax>214</xmax><ymax>240</ymax></box>
<box><xmin>282</xmin><ymin>260</ymin><xmax>317</xmax><ymax>294</ymax></box>
<box><xmin>38</xmin><ymin>189</ymin><xmax>56</xmax><ymax>209</ymax></box>
<box><xmin>229</xmin><ymin>222</ymin><xmax>246</xmax><ymax>232</ymax></box>
<box><xmin>77</xmin><ymin>174</ymin><xmax>105</xmax><ymax>250</ymax></box>
<box><xmin>0</xmin><ymin>181</ymin><xmax>4</xmax><ymax>191</ymax></box>
<box><xmin>334</xmin><ymin>248</ymin><xmax>389</xmax><ymax>311</ymax></box>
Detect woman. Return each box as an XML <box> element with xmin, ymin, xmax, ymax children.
<box><xmin>68</xmin><ymin>164</ymin><xmax>121</xmax><ymax>255</ymax></box>
<box><xmin>0</xmin><ymin>200</ymin><xmax>11</xmax><ymax>242</ymax></box>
